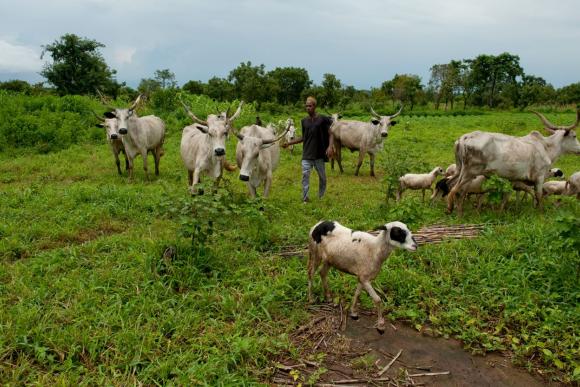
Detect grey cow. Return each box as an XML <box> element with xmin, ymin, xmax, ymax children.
<box><xmin>331</xmin><ymin>106</ymin><xmax>402</xmax><ymax>176</ymax></box>
<box><xmin>104</xmin><ymin>95</ymin><xmax>166</xmax><ymax>180</ymax></box>
<box><xmin>447</xmin><ymin>109</ymin><xmax>580</xmax><ymax>215</ymax></box>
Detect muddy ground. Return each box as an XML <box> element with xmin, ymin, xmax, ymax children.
<box><xmin>271</xmin><ymin>304</ymin><xmax>561</xmax><ymax>386</ymax></box>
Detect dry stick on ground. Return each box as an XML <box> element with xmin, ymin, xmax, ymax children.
<box><xmin>407</xmin><ymin>371</ymin><xmax>450</xmax><ymax>377</ymax></box>
<box><xmin>378</xmin><ymin>349</ymin><xmax>403</xmax><ymax>376</ymax></box>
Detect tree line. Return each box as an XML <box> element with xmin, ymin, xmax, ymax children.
<box><xmin>2</xmin><ymin>33</ymin><xmax>579</xmax><ymax>110</ymax></box>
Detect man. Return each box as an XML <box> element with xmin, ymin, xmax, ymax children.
<box><xmin>283</xmin><ymin>96</ymin><xmax>334</xmax><ymax>203</ymax></box>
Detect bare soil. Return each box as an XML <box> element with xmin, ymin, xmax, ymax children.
<box><xmin>272</xmin><ymin>304</ymin><xmax>561</xmax><ymax>386</ymax></box>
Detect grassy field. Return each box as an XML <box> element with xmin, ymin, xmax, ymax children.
<box><xmin>0</xmin><ymin>105</ymin><xmax>579</xmax><ymax>384</ymax></box>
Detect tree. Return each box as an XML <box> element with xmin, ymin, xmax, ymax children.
<box><xmin>228</xmin><ymin>61</ymin><xmax>274</xmax><ymax>103</ymax></box>
<box><xmin>205</xmin><ymin>77</ymin><xmax>234</xmax><ymax>101</ymax></box>
<box><xmin>40</xmin><ymin>33</ymin><xmax>118</xmax><ymax>96</ymax></box>
<box><xmin>382</xmin><ymin>74</ymin><xmax>423</xmax><ymax>110</ymax></box>
<box><xmin>138</xmin><ymin>78</ymin><xmax>162</xmax><ymax>96</ymax></box>
<box><xmin>467</xmin><ymin>53</ymin><xmax>523</xmax><ymax>108</ymax></box>
<box><xmin>321</xmin><ymin>73</ymin><xmax>342</xmax><ymax>108</ymax></box>
<box><xmin>182</xmin><ymin>80</ymin><xmax>205</xmax><ymax>95</ymax></box>
<box><xmin>557</xmin><ymin>82</ymin><xmax>580</xmax><ymax>105</ymax></box>
<box><xmin>517</xmin><ymin>75</ymin><xmax>555</xmax><ymax>109</ymax></box>
<box><xmin>268</xmin><ymin>67</ymin><xmax>311</xmax><ymax>105</ymax></box>
<box><xmin>154</xmin><ymin>69</ymin><xmax>176</xmax><ymax>89</ymax></box>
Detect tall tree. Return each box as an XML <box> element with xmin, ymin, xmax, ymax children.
<box><xmin>382</xmin><ymin>74</ymin><xmax>423</xmax><ymax>110</ymax></box>
<box><xmin>182</xmin><ymin>80</ymin><xmax>205</xmax><ymax>95</ymax></box>
<box><xmin>40</xmin><ymin>33</ymin><xmax>118</xmax><ymax>96</ymax></box>
<box><xmin>321</xmin><ymin>73</ymin><xmax>342</xmax><ymax>107</ymax></box>
<box><xmin>268</xmin><ymin>67</ymin><xmax>311</xmax><ymax>105</ymax></box>
<box><xmin>138</xmin><ymin>78</ymin><xmax>162</xmax><ymax>96</ymax></box>
<box><xmin>467</xmin><ymin>53</ymin><xmax>523</xmax><ymax>108</ymax></box>
<box><xmin>228</xmin><ymin>61</ymin><xmax>273</xmax><ymax>103</ymax></box>
<box><xmin>557</xmin><ymin>82</ymin><xmax>580</xmax><ymax>105</ymax></box>
<box><xmin>517</xmin><ymin>75</ymin><xmax>554</xmax><ymax>109</ymax></box>
<box><xmin>205</xmin><ymin>77</ymin><xmax>234</xmax><ymax>101</ymax></box>
<box><xmin>154</xmin><ymin>69</ymin><xmax>176</xmax><ymax>89</ymax></box>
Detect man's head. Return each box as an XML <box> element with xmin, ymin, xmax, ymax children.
<box><xmin>305</xmin><ymin>96</ymin><xmax>317</xmax><ymax>116</ymax></box>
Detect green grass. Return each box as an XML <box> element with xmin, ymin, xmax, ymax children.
<box><xmin>0</xmin><ymin>108</ymin><xmax>579</xmax><ymax>384</ymax></box>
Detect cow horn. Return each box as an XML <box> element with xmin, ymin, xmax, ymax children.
<box><xmin>262</xmin><ymin>121</ymin><xmax>290</xmax><ymax>145</ymax></box>
<box><xmin>179</xmin><ymin>95</ymin><xmax>208</xmax><ymax>125</ymax></box>
<box><xmin>129</xmin><ymin>94</ymin><xmax>143</xmax><ymax>111</ymax></box>
<box><xmin>390</xmin><ymin>105</ymin><xmax>403</xmax><ymax>118</ymax></box>
<box><xmin>227</xmin><ymin>101</ymin><xmax>244</xmax><ymax>122</ymax></box>
<box><xmin>370</xmin><ymin>106</ymin><xmax>381</xmax><ymax>118</ymax></box>
<box><xmin>95</xmin><ymin>88</ymin><xmax>115</xmax><ymax>111</ymax></box>
<box><xmin>531</xmin><ymin>110</ymin><xmax>557</xmax><ymax>131</ymax></box>
<box><xmin>563</xmin><ymin>108</ymin><xmax>580</xmax><ymax>130</ymax></box>
<box><xmin>91</xmin><ymin>109</ymin><xmax>105</xmax><ymax>122</ymax></box>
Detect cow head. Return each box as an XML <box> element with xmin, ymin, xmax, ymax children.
<box><xmin>370</xmin><ymin>106</ymin><xmax>403</xmax><ymax>138</ymax></box>
<box><xmin>235</xmin><ymin>121</ymin><xmax>290</xmax><ymax>181</ymax></box>
<box><xmin>96</xmin><ymin>118</ymin><xmax>122</xmax><ymax>141</ymax></box>
<box><xmin>103</xmin><ymin>94</ymin><xmax>142</xmax><ymax>135</ymax></box>
<box><xmin>286</xmin><ymin>118</ymin><xmax>296</xmax><ymax>141</ymax></box>
<box><xmin>532</xmin><ymin>109</ymin><xmax>580</xmax><ymax>155</ymax></box>
<box><xmin>181</xmin><ymin>99</ymin><xmax>244</xmax><ymax>157</ymax></box>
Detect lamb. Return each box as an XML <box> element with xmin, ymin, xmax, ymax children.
<box><xmin>542</xmin><ymin>181</ymin><xmax>570</xmax><ymax>197</ymax></box>
<box><xmin>397</xmin><ymin>167</ymin><xmax>444</xmax><ymax>201</ymax></box>
<box><xmin>430</xmin><ymin>164</ymin><xmax>459</xmax><ymax>202</ymax></box>
<box><xmin>568</xmin><ymin>172</ymin><xmax>580</xmax><ymax>199</ymax></box>
<box><xmin>307</xmin><ymin>220</ymin><xmax>417</xmax><ymax>333</ymax></box>
<box><xmin>445</xmin><ymin>163</ymin><xmax>457</xmax><ymax>178</ymax></box>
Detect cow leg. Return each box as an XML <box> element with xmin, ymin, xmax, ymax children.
<box><xmin>336</xmin><ymin>145</ymin><xmax>344</xmax><ymax>173</ymax></box>
<box><xmin>248</xmin><ymin>183</ymin><xmax>257</xmax><ymax>198</ymax></box>
<box><xmin>354</xmin><ymin>150</ymin><xmax>366</xmax><ymax>176</ymax></box>
<box><xmin>190</xmin><ymin>168</ymin><xmax>201</xmax><ymax>194</ymax></box>
<box><xmin>141</xmin><ymin>151</ymin><xmax>149</xmax><ymax>180</ymax></box>
<box><xmin>127</xmin><ymin>156</ymin><xmax>134</xmax><ymax>180</ymax></box>
<box><xmin>187</xmin><ymin>170</ymin><xmax>193</xmax><ymax>187</ymax></box>
<box><xmin>114</xmin><ymin>152</ymin><xmax>122</xmax><ymax>175</ymax></box>
<box><xmin>123</xmin><ymin>152</ymin><xmax>129</xmax><ymax>172</ymax></box>
<box><xmin>361</xmin><ymin>281</ymin><xmax>385</xmax><ymax>333</ymax></box>
<box><xmin>154</xmin><ymin>147</ymin><xmax>161</xmax><ymax>176</ymax></box>
<box><xmin>263</xmin><ymin>172</ymin><xmax>273</xmax><ymax>198</ymax></box>
<box><xmin>447</xmin><ymin>174</ymin><xmax>471</xmax><ymax>214</ymax></box>
<box><xmin>350</xmin><ymin>282</ymin><xmax>363</xmax><ymax>320</ymax></box>
<box><xmin>534</xmin><ymin>180</ymin><xmax>544</xmax><ymax>210</ymax></box>
<box><xmin>370</xmin><ymin>153</ymin><xmax>376</xmax><ymax>177</ymax></box>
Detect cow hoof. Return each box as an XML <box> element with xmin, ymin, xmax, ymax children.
<box><xmin>376</xmin><ymin>327</ymin><xmax>385</xmax><ymax>335</ymax></box>
<box><xmin>350</xmin><ymin>314</ymin><xmax>359</xmax><ymax>320</ymax></box>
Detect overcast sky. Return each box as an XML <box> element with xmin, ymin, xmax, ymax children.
<box><xmin>0</xmin><ymin>0</ymin><xmax>579</xmax><ymax>89</ymax></box>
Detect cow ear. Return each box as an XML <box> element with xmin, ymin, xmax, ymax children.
<box><xmin>96</xmin><ymin>123</ymin><xmax>105</xmax><ymax>128</ymax></box>
<box><xmin>390</xmin><ymin>120</ymin><xmax>397</xmax><ymax>126</ymax></box>
<box><xmin>371</xmin><ymin>119</ymin><xmax>380</xmax><ymax>125</ymax></box>
<box><xmin>104</xmin><ymin>111</ymin><xmax>116</xmax><ymax>119</ymax></box>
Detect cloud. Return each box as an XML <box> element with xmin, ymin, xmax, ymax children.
<box><xmin>0</xmin><ymin>39</ymin><xmax>43</xmax><ymax>73</ymax></box>
<box><xmin>113</xmin><ymin>47</ymin><xmax>137</xmax><ymax>65</ymax></box>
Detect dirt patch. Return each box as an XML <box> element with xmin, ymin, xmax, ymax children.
<box><xmin>37</xmin><ymin>221</ymin><xmax>125</xmax><ymax>251</ymax></box>
<box><xmin>272</xmin><ymin>304</ymin><xmax>560</xmax><ymax>386</ymax></box>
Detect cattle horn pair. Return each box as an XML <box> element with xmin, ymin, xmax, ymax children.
<box><xmin>235</xmin><ymin>120</ymin><xmax>290</xmax><ymax>144</ymax></box>
<box><xmin>531</xmin><ymin>109</ymin><xmax>580</xmax><ymax>132</ymax></box>
<box><xmin>179</xmin><ymin>95</ymin><xmax>208</xmax><ymax>125</ymax></box>
<box><xmin>370</xmin><ymin>105</ymin><xmax>403</xmax><ymax>119</ymax></box>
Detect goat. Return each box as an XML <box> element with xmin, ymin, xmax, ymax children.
<box><xmin>397</xmin><ymin>167</ymin><xmax>444</xmax><ymax>201</ymax></box>
<box><xmin>308</xmin><ymin>220</ymin><xmax>417</xmax><ymax>333</ymax></box>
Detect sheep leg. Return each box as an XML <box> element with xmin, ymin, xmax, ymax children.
<box><xmin>422</xmin><ymin>189</ymin><xmax>426</xmax><ymax>202</ymax></box>
<box><xmin>319</xmin><ymin>262</ymin><xmax>332</xmax><ymax>302</ymax></box>
<box><xmin>362</xmin><ymin>281</ymin><xmax>385</xmax><ymax>333</ymax></box>
<box><xmin>307</xmin><ymin>242</ymin><xmax>321</xmax><ymax>303</ymax></box>
<box><xmin>396</xmin><ymin>183</ymin><xmax>404</xmax><ymax>201</ymax></box>
<box><xmin>349</xmin><ymin>283</ymin><xmax>363</xmax><ymax>320</ymax></box>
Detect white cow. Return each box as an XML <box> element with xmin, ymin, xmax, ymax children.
<box><xmin>103</xmin><ymin>95</ymin><xmax>166</xmax><ymax>180</ymax></box>
<box><xmin>331</xmin><ymin>107</ymin><xmax>402</xmax><ymax>176</ymax></box>
<box><xmin>180</xmin><ymin>100</ymin><xmax>243</xmax><ymax>194</ymax></box>
<box><xmin>234</xmin><ymin>122</ymin><xmax>290</xmax><ymax>198</ymax></box>
<box><xmin>95</xmin><ymin>117</ymin><xmax>128</xmax><ymax>175</ymax></box>
<box><xmin>447</xmin><ymin>109</ymin><xmax>580</xmax><ymax>214</ymax></box>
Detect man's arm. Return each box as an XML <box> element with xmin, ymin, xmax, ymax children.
<box><xmin>283</xmin><ymin>137</ymin><xmax>303</xmax><ymax>148</ymax></box>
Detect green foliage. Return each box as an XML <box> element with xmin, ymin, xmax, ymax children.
<box><xmin>40</xmin><ymin>34</ymin><xmax>119</xmax><ymax>96</ymax></box>
<box><xmin>481</xmin><ymin>175</ymin><xmax>514</xmax><ymax>205</ymax></box>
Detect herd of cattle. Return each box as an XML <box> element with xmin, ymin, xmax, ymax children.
<box><xmin>94</xmin><ymin>94</ymin><xmax>580</xmax><ymax>214</ymax></box>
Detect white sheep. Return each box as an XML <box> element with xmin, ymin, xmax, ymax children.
<box><xmin>397</xmin><ymin>166</ymin><xmax>444</xmax><ymax>201</ymax></box>
<box><xmin>445</xmin><ymin>163</ymin><xmax>457</xmax><ymax>178</ymax></box>
<box><xmin>542</xmin><ymin>181</ymin><xmax>570</xmax><ymax>197</ymax></box>
<box><xmin>307</xmin><ymin>220</ymin><xmax>417</xmax><ymax>333</ymax></box>
<box><xmin>568</xmin><ymin>172</ymin><xmax>580</xmax><ymax>199</ymax></box>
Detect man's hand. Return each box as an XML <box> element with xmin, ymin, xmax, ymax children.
<box><xmin>325</xmin><ymin>145</ymin><xmax>335</xmax><ymax>159</ymax></box>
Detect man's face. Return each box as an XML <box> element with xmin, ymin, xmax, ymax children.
<box><xmin>305</xmin><ymin>101</ymin><xmax>316</xmax><ymax>115</ymax></box>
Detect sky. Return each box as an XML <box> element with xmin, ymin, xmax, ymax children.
<box><xmin>0</xmin><ymin>0</ymin><xmax>579</xmax><ymax>89</ymax></box>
